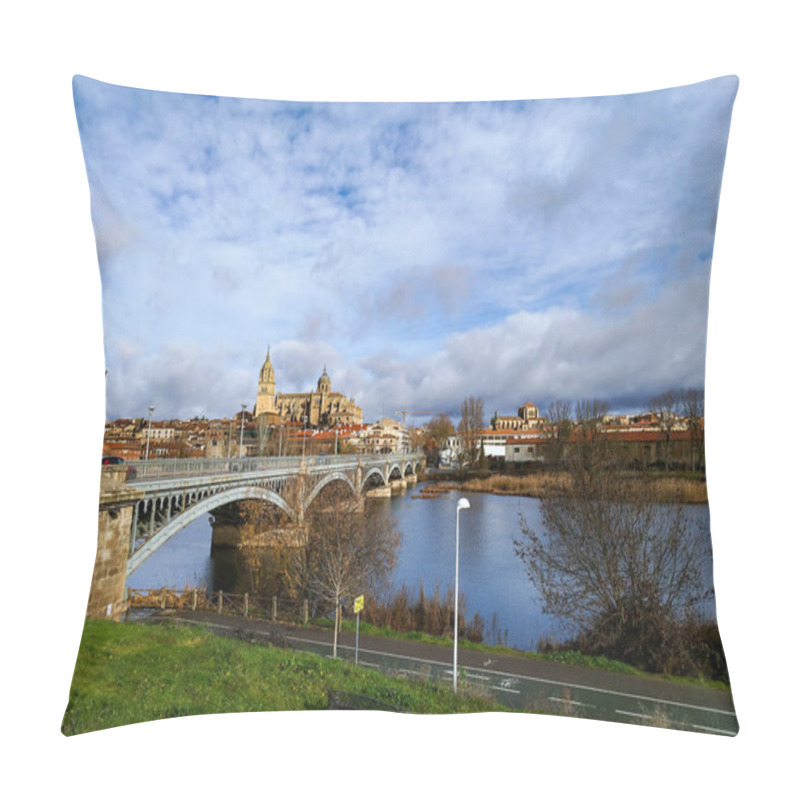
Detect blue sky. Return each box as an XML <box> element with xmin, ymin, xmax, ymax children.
<box><xmin>73</xmin><ymin>75</ymin><xmax>737</xmax><ymax>423</ymax></box>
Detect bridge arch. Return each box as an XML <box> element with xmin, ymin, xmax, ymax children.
<box><xmin>360</xmin><ymin>466</ymin><xmax>388</xmax><ymax>490</ymax></box>
<box><xmin>387</xmin><ymin>462</ymin><xmax>405</xmax><ymax>480</ymax></box>
<box><xmin>303</xmin><ymin>471</ymin><xmax>359</xmax><ymax>512</ymax></box>
<box><xmin>127</xmin><ymin>484</ymin><xmax>296</xmax><ymax>576</ymax></box>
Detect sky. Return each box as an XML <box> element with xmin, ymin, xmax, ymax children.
<box><xmin>73</xmin><ymin>75</ymin><xmax>738</xmax><ymax>424</ymax></box>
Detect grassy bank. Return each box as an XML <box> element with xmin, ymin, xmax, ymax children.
<box><xmin>62</xmin><ymin>620</ymin><xmax>504</xmax><ymax>735</ymax></box>
<box><xmin>458</xmin><ymin>471</ymin><xmax>708</xmax><ymax>503</ymax></box>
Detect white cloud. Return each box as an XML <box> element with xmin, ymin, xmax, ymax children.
<box><xmin>75</xmin><ymin>76</ymin><xmax>736</xmax><ymax>422</ymax></box>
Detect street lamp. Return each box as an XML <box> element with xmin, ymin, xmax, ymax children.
<box><xmin>301</xmin><ymin>414</ymin><xmax>308</xmax><ymax>459</ymax></box>
<box><xmin>239</xmin><ymin>403</ymin><xmax>247</xmax><ymax>457</ymax></box>
<box><xmin>453</xmin><ymin>497</ymin><xmax>471</xmax><ymax>692</ymax></box>
<box><xmin>145</xmin><ymin>405</ymin><xmax>154</xmax><ymax>460</ymax></box>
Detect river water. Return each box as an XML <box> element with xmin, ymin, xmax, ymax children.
<box><xmin>127</xmin><ymin>483</ymin><xmax>717</xmax><ymax>651</ymax></box>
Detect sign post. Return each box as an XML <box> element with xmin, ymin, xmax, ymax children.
<box><xmin>353</xmin><ymin>594</ymin><xmax>364</xmax><ymax>664</ymax></box>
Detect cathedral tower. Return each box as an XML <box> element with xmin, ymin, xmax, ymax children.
<box><xmin>255</xmin><ymin>348</ymin><xmax>277</xmax><ymax>419</ymax></box>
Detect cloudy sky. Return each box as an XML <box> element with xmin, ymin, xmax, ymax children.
<box><xmin>73</xmin><ymin>75</ymin><xmax>737</xmax><ymax>424</ymax></box>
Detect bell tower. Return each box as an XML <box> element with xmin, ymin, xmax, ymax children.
<box><xmin>255</xmin><ymin>347</ymin><xmax>277</xmax><ymax>418</ymax></box>
<box><xmin>317</xmin><ymin>365</ymin><xmax>331</xmax><ymax>395</ymax></box>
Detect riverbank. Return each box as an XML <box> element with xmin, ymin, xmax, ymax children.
<box><xmin>426</xmin><ymin>470</ymin><xmax>708</xmax><ymax>503</ymax></box>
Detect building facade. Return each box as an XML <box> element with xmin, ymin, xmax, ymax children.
<box><xmin>491</xmin><ymin>402</ymin><xmax>544</xmax><ymax>432</ymax></box>
<box><xmin>254</xmin><ymin>350</ymin><xmax>363</xmax><ymax>428</ymax></box>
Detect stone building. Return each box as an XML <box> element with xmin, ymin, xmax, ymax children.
<box><xmin>491</xmin><ymin>401</ymin><xmax>544</xmax><ymax>431</ymax></box>
<box><xmin>254</xmin><ymin>349</ymin><xmax>363</xmax><ymax>428</ymax></box>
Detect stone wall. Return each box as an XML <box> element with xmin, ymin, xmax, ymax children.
<box><xmin>87</xmin><ymin>472</ymin><xmax>143</xmax><ymax>620</ymax></box>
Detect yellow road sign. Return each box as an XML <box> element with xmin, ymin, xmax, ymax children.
<box><xmin>354</xmin><ymin>595</ymin><xmax>364</xmax><ymax>614</ymax></box>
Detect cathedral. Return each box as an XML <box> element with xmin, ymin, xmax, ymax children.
<box><xmin>254</xmin><ymin>349</ymin><xmax>363</xmax><ymax>428</ymax></box>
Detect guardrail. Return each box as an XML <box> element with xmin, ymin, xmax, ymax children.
<box><xmin>112</xmin><ymin>452</ymin><xmax>422</xmax><ymax>484</ymax></box>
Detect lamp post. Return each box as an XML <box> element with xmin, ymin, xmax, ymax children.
<box><xmin>239</xmin><ymin>404</ymin><xmax>247</xmax><ymax>458</ymax></box>
<box><xmin>453</xmin><ymin>497</ymin><xmax>471</xmax><ymax>692</ymax></box>
<box><xmin>301</xmin><ymin>414</ymin><xmax>308</xmax><ymax>459</ymax></box>
<box><xmin>145</xmin><ymin>405</ymin><xmax>154</xmax><ymax>460</ymax></box>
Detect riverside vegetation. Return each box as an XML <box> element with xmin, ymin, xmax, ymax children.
<box><xmin>452</xmin><ymin>470</ymin><xmax>708</xmax><ymax>504</ymax></box>
<box><xmin>62</xmin><ymin>619</ymin><xmax>504</xmax><ymax>735</ymax></box>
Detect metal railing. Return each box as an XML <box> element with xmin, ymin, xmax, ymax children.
<box><xmin>114</xmin><ymin>452</ymin><xmax>422</xmax><ymax>484</ymax></box>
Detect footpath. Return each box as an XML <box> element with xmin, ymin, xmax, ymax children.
<box><xmin>142</xmin><ymin>608</ymin><xmax>737</xmax><ymax>723</ymax></box>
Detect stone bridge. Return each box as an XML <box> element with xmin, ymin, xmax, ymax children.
<box><xmin>88</xmin><ymin>453</ymin><xmax>425</xmax><ymax>620</ymax></box>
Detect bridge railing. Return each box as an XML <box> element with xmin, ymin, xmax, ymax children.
<box><xmin>122</xmin><ymin>455</ymin><xmax>303</xmax><ymax>483</ymax></box>
<box><xmin>119</xmin><ymin>452</ymin><xmax>423</xmax><ymax>484</ymax></box>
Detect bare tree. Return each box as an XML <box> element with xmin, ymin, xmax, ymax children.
<box><xmin>232</xmin><ymin>500</ymin><xmax>296</xmax><ymax>597</ymax></box>
<box><xmin>649</xmin><ymin>390</ymin><xmax>680</xmax><ymax>470</ymax></box>
<box><xmin>514</xmin><ymin>465</ymin><xmax>710</xmax><ymax>672</ymax></box>
<box><xmin>572</xmin><ymin>398</ymin><xmax>610</xmax><ymax>471</ymax></box>
<box><xmin>546</xmin><ymin>399</ymin><xmax>573</xmax><ymax>467</ymax></box>
<box><xmin>682</xmin><ymin>388</ymin><xmax>705</xmax><ymax>473</ymax></box>
<box><xmin>458</xmin><ymin>396</ymin><xmax>484</xmax><ymax>470</ymax></box>
<box><xmin>424</xmin><ymin>413</ymin><xmax>456</xmax><ymax>464</ymax></box>
<box><xmin>286</xmin><ymin>486</ymin><xmax>401</xmax><ymax>657</ymax></box>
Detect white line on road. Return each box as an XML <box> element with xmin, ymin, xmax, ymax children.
<box><xmin>548</xmin><ymin>696</ymin><xmax>595</xmax><ymax>709</ymax></box>
<box><xmin>615</xmin><ymin>710</ymin><xmax>653</xmax><ymax>720</ymax></box>
<box><xmin>183</xmin><ymin>624</ymin><xmax>734</xmax><ymax>725</ymax></box>
<box><xmin>691</xmin><ymin>724</ymin><xmax>737</xmax><ymax>737</ymax></box>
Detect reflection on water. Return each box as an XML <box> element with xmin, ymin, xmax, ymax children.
<box><xmin>126</xmin><ymin>484</ymin><xmax>715</xmax><ymax>651</ymax></box>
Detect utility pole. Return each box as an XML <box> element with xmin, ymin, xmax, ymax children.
<box><xmin>145</xmin><ymin>405</ymin><xmax>154</xmax><ymax>460</ymax></box>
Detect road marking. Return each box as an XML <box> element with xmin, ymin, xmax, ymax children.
<box><xmin>548</xmin><ymin>696</ymin><xmax>595</xmax><ymax>709</ymax></box>
<box><xmin>396</xmin><ymin>668</ymin><xmax>422</xmax><ymax>677</ymax></box>
<box><xmin>615</xmin><ymin>710</ymin><xmax>653</xmax><ymax>720</ymax></box>
<box><xmin>283</xmin><ymin>634</ymin><xmax>736</xmax><ymax>718</ymax></box>
<box><xmin>173</xmin><ymin>620</ymin><xmax>736</xmax><ymax>726</ymax></box>
<box><xmin>492</xmin><ymin>685</ymin><xmax>522</xmax><ymax>695</ymax></box>
<box><xmin>691</xmin><ymin>724</ymin><xmax>737</xmax><ymax>737</ymax></box>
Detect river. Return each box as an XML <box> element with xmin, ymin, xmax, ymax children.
<box><xmin>127</xmin><ymin>483</ymin><xmax>717</xmax><ymax>651</ymax></box>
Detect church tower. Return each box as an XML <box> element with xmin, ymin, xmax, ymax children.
<box><xmin>317</xmin><ymin>365</ymin><xmax>331</xmax><ymax>395</ymax></box>
<box><xmin>255</xmin><ymin>348</ymin><xmax>277</xmax><ymax>419</ymax></box>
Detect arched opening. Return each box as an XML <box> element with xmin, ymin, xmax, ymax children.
<box><xmin>361</xmin><ymin>467</ymin><xmax>387</xmax><ymax>491</ymax></box>
<box><xmin>127</xmin><ymin>485</ymin><xmax>296</xmax><ymax>576</ymax></box>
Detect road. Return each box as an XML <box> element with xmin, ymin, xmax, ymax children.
<box><xmin>149</xmin><ymin>609</ymin><xmax>738</xmax><ymax>736</ymax></box>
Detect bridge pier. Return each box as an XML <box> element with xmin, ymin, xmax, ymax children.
<box><xmin>89</xmin><ymin>469</ymin><xmax>143</xmax><ymax>620</ymax></box>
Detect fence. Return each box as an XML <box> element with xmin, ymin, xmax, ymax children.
<box><xmin>126</xmin><ymin>587</ymin><xmax>319</xmax><ymax>626</ymax></box>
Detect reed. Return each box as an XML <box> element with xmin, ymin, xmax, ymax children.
<box><xmin>459</xmin><ymin>471</ymin><xmax>707</xmax><ymax>503</ymax></box>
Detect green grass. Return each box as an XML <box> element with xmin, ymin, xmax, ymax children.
<box><xmin>62</xmin><ymin>620</ymin><xmax>506</xmax><ymax>735</ymax></box>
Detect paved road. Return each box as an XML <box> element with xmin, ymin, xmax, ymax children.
<box><xmin>147</xmin><ymin>610</ymin><xmax>738</xmax><ymax>736</ymax></box>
